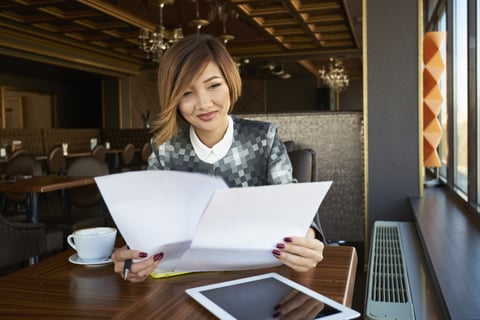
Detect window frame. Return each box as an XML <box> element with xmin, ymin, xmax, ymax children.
<box><xmin>428</xmin><ymin>0</ymin><xmax>480</xmax><ymax>217</ymax></box>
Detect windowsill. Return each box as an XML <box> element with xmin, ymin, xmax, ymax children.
<box><xmin>409</xmin><ymin>186</ymin><xmax>480</xmax><ymax>320</ymax></box>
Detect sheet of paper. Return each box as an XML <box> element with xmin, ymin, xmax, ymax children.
<box><xmin>95</xmin><ymin>170</ymin><xmax>228</xmax><ymax>269</ymax></box>
<box><xmin>175</xmin><ymin>181</ymin><xmax>332</xmax><ymax>272</ymax></box>
<box><xmin>96</xmin><ymin>171</ymin><xmax>332</xmax><ymax>274</ymax></box>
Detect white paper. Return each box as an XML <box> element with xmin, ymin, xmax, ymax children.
<box><xmin>95</xmin><ymin>171</ymin><xmax>332</xmax><ymax>273</ymax></box>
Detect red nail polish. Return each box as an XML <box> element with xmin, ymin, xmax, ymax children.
<box><xmin>139</xmin><ymin>252</ymin><xmax>148</xmax><ymax>258</ymax></box>
<box><xmin>153</xmin><ymin>252</ymin><xmax>164</xmax><ymax>261</ymax></box>
<box><xmin>276</xmin><ymin>243</ymin><xmax>285</xmax><ymax>249</ymax></box>
<box><xmin>272</xmin><ymin>249</ymin><xmax>281</xmax><ymax>256</ymax></box>
<box><xmin>284</xmin><ymin>237</ymin><xmax>293</xmax><ymax>242</ymax></box>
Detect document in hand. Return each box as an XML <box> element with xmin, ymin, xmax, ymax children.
<box><xmin>95</xmin><ymin>171</ymin><xmax>332</xmax><ymax>274</ymax></box>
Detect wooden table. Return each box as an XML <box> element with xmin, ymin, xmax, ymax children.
<box><xmin>0</xmin><ymin>245</ymin><xmax>358</xmax><ymax>319</ymax></box>
<box><xmin>0</xmin><ymin>175</ymin><xmax>95</xmax><ymax>223</ymax></box>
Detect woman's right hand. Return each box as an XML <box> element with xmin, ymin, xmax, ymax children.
<box><xmin>112</xmin><ymin>245</ymin><xmax>164</xmax><ymax>283</ymax></box>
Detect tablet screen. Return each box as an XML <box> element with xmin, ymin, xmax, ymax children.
<box><xmin>186</xmin><ymin>273</ymin><xmax>360</xmax><ymax>320</ymax></box>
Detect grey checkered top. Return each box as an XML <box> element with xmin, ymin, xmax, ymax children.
<box><xmin>148</xmin><ymin>116</ymin><xmax>294</xmax><ymax>187</ymax></box>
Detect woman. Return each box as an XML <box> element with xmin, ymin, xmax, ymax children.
<box><xmin>112</xmin><ymin>34</ymin><xmax>325</xmax><ymax>282</ymax></box>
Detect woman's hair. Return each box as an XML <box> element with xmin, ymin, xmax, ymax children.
<box><xmin>150</xmin><ymin>33</ymin><xmax>242</xmax><ymax>146</ymax></box>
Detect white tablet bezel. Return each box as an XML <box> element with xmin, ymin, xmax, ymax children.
<box><xmin>185</xmin><ymin>272</ymin><xmax>360</xmax><ymax>320</ymax></box>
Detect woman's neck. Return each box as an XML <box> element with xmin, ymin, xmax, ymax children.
<box><xmin>195</xmin><ymin>116</ymin><xmax>229</xmax><ymax>148</ymax></box>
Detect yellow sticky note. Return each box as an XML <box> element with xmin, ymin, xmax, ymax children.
<box><xmin>150</xmin><ymin>271</ymin><xmax>191</xmax><ymax>279</ymax></box>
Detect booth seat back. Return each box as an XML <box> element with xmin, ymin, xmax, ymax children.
<box><xmin>43</xmin><ymin>129</ymin><xmax>102</xmax><ymax>154</ymax></box>
<box><xmin>0</xmin><ymin>128</ymin><xmax>44</xmax><ymax>157</ymax></box>
<box><xmin>243</xmin><ymin>112</ymin><xmax>364</xmax><ymax>242</ymax></box>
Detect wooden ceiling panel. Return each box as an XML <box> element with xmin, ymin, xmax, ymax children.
<box><xmin>0</xmin><ymin>0</ymin><xmax>363</xmax><ymax>79</ymax></box>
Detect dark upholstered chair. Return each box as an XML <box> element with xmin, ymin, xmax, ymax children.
<box><xmin>9</xmin><ymin>148</ymin><xmax>28</xmax><ymax>160</ymax></box>
<box><xmin>51</xmin><ymin>156</ymin><xmax>110</xmax><ymax>241</ymax></box>
<box><xmin>5</xmin><ymin>153</ymin><xmax>42</xmax><ymax>177</ymax></box>
<box><xmin>1</xmin><ymin>154</ymin><xmax>43</xmax><ymax>219</ymax></box>
<box><xmin>65</xmin><ymin>156</ymin><xmax>109</xmax><ymax>216</ymax></box>
<box><xmin>0</xmin><ymin>214</ymin><xmax>63</xmax><ymax>274</ymax></box>
<box><xmin>140</xmin><ymin>141</ymin><xmax>152</xmax><ymax>170</ymax></box>
<box><xmin>45</xmin><ymin>145</ymin><xmax>66</xmax><ymax>217</ymax></box>
<box><xmin>283</xmin><ymin>140</ymin><xmax>296</xmax><ymax>152</ymax></box>
<box><xmin>91</xmin><ymin>144</ymin><xmax>107</xmax><ymax>162</ymax></box>
<box><xmin>47</xmin><ymin>145</ymin><xmax>65</xmax><ymax>176</ymax></box>
<box><xmin>120</xmin><ymin>143</ymin><xmax>135</xmax><ymax>172</ymax></box>
<box><xmin>288</xmin><ymin>149</ymin><xmax>317</xmax><ymax>183</ymax></box>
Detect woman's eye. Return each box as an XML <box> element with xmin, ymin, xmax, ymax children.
<box><xmin>209</xmin><ymin>83</ymin><xmax>221</xmax><ymax>89</ymax></box>
<box><xmin>183</xmin><ymin>91</ymin><xmax>193</xmax><ymax>97</ymax></box>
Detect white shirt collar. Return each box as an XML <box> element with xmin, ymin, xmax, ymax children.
<box><xmin>190</xmin><ymin>115</ymin><xmax>233</xmax><ymax>164</ymax></box>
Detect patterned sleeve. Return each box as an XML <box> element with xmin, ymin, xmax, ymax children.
<box><xmin>147</xmin><ymin>137</ymin><xmax>164</xmax><ymax>170</ymax></box>
<box><xmin>266</xmin><ymin>123</ymin><xmax>296</xmax><ymax>185</ymax></box>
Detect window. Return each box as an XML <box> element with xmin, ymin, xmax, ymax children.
<box><xmin>452</xmin><ymin>0</ymin><xmax>468</xmax><ymax>195</ymax></box>
<box><xmin>433</xmin><ymin>0</ymin><xmax>479</xmax><ymax>212</ymax></box>
<box><xmin>438</xmin><ymin>12</ymin><xmax>447</xmax><ymax>178</ymax></box>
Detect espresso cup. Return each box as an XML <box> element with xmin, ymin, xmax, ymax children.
<box><xmin>67</xmin><ymin>227</ymin><xmax>117</xmax><ymax>262</ymax></box>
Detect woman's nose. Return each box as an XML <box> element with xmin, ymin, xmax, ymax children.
<box><xmin>196</xmin><ymin>91</ymin><xmax>211</xmax><ymax>108</ymax></box>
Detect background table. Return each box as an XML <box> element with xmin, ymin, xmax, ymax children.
<box><xmin>0</xmin><ymin>245</ymin><xmax>358</xmax><ymax>319</ymax></box>
<box><xmin>0</xmin><ymin>175</ymin><xmax>95</xmax><ymax>223</ymax></box>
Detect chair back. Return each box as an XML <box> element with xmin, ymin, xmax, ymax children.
<box><xmin>121</xmin><ymin>143</ymin><xmax>135</xmax><ymax>167</ymax></box>
<box><xmin>288</xmin><ymin>149</ymin><xmax>317</xmax><ymax>183</ymax></box>
<box><xmin>6</xmin><ymin>154</ymin><xmax>42</xmax><ymax>177</ymax></box>
<box><xmin>140</xmin><ymin>142</ymin><xmax>152</xmax><ymax>169</ymax></box>
<box><xmin>9</xmin><ymin>148</ymin><xmax>28</xmax><ymax>160</ymax></box>
<box><xmin>2</xmin><ymin>154</ymin><xmax>42</xmax><ymax>214</ymax></box>
<box><xmin>91</xmin><ymin>144</ymin><xmax>106</xmax><ymax>161</ymax></box>
<box><xmin>0</xmin><ymin>214</ymin><xmax>45</xmax><ymax>270</ymax></box>
<box><xmin>283</xmin><ymin>140</ymin><xmax>296</xmax><ymax>152</ymax></box>
<box><xmin>65</xmin><ymin>156</ymin><xmax>109</xmax><ymax>208</ymax></box>
<box><xmin>47</xmin><ymin>145</ymin><xmax>65</xmax><ymax>175</ymax></box>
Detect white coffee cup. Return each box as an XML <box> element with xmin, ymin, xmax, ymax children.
<box><xmin>67</xmin><ymin>227</ymin><xmax>117</xmax><ymax>262</ymax></box>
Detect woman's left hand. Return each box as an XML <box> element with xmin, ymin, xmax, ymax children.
<box><xmin>272</xmin><ymin>228</ymin><xmax>324</xmax><ymax>272</ymax></box>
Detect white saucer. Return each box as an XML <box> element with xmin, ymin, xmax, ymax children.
<box><xmin>68</xmin><ymin>253</ymin><xmax>112</xmax><ymax>266</ymax></box>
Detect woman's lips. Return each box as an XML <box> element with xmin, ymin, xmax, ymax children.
<box><xmin>197</xmin><ymin>111</ymin><xmax>217</xmax><ymax>121</ymax></box>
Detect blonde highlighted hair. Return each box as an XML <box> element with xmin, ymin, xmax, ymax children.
<box><xmin>150</xmin><ymin>34</ymin><xmax>242</xmax><ymax>146</ymax></box>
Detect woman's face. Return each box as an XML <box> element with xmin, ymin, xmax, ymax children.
<box><xmin>178</xmin><ymin>61</ymin><xmax>230</xmax><ymax>147</ymax></box>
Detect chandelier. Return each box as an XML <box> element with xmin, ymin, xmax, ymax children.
<box><xmin>189</xmin><ymin>0</ymin><xmax>210</xmax><ymax>34</ymax></box>
<box><xmin>139</xmin><ymin>0</ymin><xmax>238</xmax><ymax>62</ymax></box>
<box><xmin>318</xmin><ymin>58</ymin><xmax>350</xmax><ymax>92</ymax></box>
<box><xmin>139</xmin><ymin>0</ymin><xmax>181</xmax><ymax>62</ymax></box>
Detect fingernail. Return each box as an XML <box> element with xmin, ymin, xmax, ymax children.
<box><xmin>153</xmin><ymin>252</ymin><xmax>164</xmax><ymax>261</ymax></box>
<box><xmin>273</xmin><ymin>311</ymin><xmax>281</xmax><ymax>318</ymax></box>
<box><xmin>276</xmin><ymin>243</ymin><xmax>285</xmax><ymax>249</ymax></box>
<box><xmin>284</xmin><ymin>237</ymin><xmax>293</xmax><ymax>242</ymax></box>
<box><xmin>139</xmin><ymin>252</ymin><xmax>148</xmax><ymax>258</ymax></box>
<box><xmin>272</xmin><ymin>249</ymin><xmax>281</xmax><ymax>257</ymax></box>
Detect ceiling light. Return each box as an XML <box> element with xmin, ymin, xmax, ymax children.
<box><xmin>318</xmin><ymin>58</ymin><xmax>350</xmax><ymax>92</ymax></box>
<box><xmin>189</xmin><ymin>0</ymin><xmax>210</xmax><ymax>33</ymax></box>
<box><xmin>139</xmin><ymin>0</ymin><xmax>175</xmax><ymax>62</ymax></box>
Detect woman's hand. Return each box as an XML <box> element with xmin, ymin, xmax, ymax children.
<box><xmin>272</xmin><ymin>228</ymin><xmax>324</xmax><ymax>272</ymax></box>
<box><xmin>112</xmin><ymin>246</ymin><xmax>164</xmax><ymax>283</ymax></box>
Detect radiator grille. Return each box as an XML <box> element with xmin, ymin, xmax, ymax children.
<box><xmin>371</xmin><ymin>225</ymin><xmax>409</xmax><ymax>303</ymax></box>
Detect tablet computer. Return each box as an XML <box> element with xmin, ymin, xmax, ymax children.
<box><xmin>186</xmin><ymin>272</ymin><xmax>360</xmax><ymax>320</ymax></box>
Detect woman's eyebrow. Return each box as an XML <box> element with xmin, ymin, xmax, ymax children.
<box><xmin>203</xmin><ymin>75</ymin><xmax>221</xmax><ymax>83</ymax></box>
